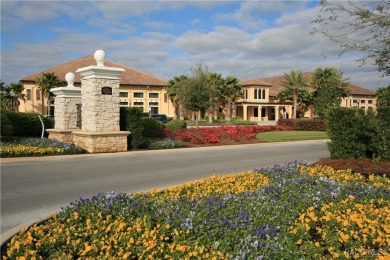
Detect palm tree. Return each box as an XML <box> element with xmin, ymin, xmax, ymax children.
<box><xmin>312</xmin><ymin>67</ymin><xmax>349</xmax><ymax>118</ymax></box>
<box><xmin>8</xmin><ymin>82</ymin><xmax>26</xmax><ymax>111</ymax></box>
<box><xmin>167</xmin><ymin>75</ymin><xmax>188</xmax><ymax>120</ymax></box>
<box><xmin>218</xmin><ymin>75</ymin><xmax>242</xmax><ymax>121</ymax></box>
<box><xmin>280</xmin><ymin>70</ymin><xmax>309</xmax><ymax>119</ymax></box>
<box><xmin>36</xmin><ymin>72</ymin><xmax>61</xmax><ymax>115</ymax></box>
<box><xmin>1</xmin><ymin>82</ymin><xmax>25</xmax><ymax>111</ymax></box>
<box><xmin>277</xmin><ymin>87</ymin><xmax>314</xmax><ymax>118</ymax></box>
<box><xmin>206</xmin><ymin>72</ymin><xmax>224</xmax><ymax>123</ymax></box>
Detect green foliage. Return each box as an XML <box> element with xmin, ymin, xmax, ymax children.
<box><xmin>231</xmin><ymin>118</ymin><xmax>257</xmax><ymax>125</ymax></box>
<box><xmin>327</xmin><ymin>108</ymin><xmax>376</xmax><ymax>159</ymax></box>
<box><xmin>141</xmin><ymin>117</ymin><xmax>163</xmax><ymax>138</ymax></box>
<box><xmin>277</xmin><ymin>88</ymin><xmax>313</xmax><ymax>118</ymax></box>
<box><xmin>372</xmin><ymin>107</ymin><xmax>390</xmax><ymax>161</ymax></box>
<box><xmin>280</xmin><ymin>70</ymin><xmax>309</xmax><ymax>119</ymax></box>
<box><xmin>147</xmin><ymin>138</ymin><xmax>185</xmax><ymax>149</ymax></box>
<box><xmin>167</xmin><ymin>75</ymin><xmax>188</xmax><ymax>119</ymax></box>
<box><xmin>182</xmin><ymin>64</ymin><xmax>211</xmax><ymax>115</ymax></box>
<box><xmin>312</xmin><ymin>67</ymin><xmax>349</xmax><ymax>118</ymax></box>
<box><xmin>1</xmin><ymin>111</ymin><xmax>13</xmax><ymax>137</ymax></box>
<box><xmin>376</xmin><ymin>85</ymin><xmax>390</xmax><ymax>107</ymax></box>
<box><xmin>165</xmin><ymin>119</ymin><xmax>187</xmax><ymax>130</ymax></box>
<box><xmin>2</xmin><ymin>111</ymin><xmax>54</xmax><ymax>137</ymax></box>
<box><xmin>277</xmin><ymin>119</ymin><xmax>327</xmax><ymax>131</ymax></box>
<box><xmin>217</xmin><ymin>75</ymin><xmax>242</xmax><ymax>121</ymax></box>
<box><xmin>1</xmin><ymin>81</ymin><xmax>25</xmax><ymax>111</ymax></box>
<box><xmin>120</xmin><ymin>107</ymin><xmax>147</xmax><ymax>149</ymax></box>
<box><xmin>36</xmin><ymin>72</ymin><xmax>61</xmax><ymax>115</ymax></box>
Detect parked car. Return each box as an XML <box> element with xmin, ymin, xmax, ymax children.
<box><xmin>150</xmin><ymin>114</ymin><xmax>171</xmax><ymax>123</ymax></box>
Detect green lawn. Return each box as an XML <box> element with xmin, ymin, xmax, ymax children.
<box><xmin>256</xmin><ymin>131</ymin><xmax>329</xmax><ymax>142</ymax></box>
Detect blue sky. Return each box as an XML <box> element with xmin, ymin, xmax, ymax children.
<box><xmin>1</xmin><ymin>0</ymin><xmax>389</xmax><ymax>90</ymax></box>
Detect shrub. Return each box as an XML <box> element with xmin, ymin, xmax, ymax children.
<box><xmin>141</xmin><ymin>118</ymin><xmax>163</xmax><ymax>138</ymax></box>
<box><xmin>0</xmin><ymin>111</ymin><xmax>13</xmax><ymax>137</ymax></box>
<box><xmin>120</xmin><ymin>107</ymin><xmax>147</xmax><ymax>149</ymax></box>
<box><xmin>327</xmin><ymin>108</ymin><xmax>375</xmax><ymax>159</ymax></box>
<box><xmin>372</xmin><ymin>107</ymin><xmax>390</xmax><ymax>161</ymax></box>
<box><xmin>165</xmin><ymin>119</ymin><xmax>187</xmax><ymax>130</ymax></box>
<box><xmin>231</xmin><ymin>118</ymin><xmax>258</xmax><ymax>126</ymax></box>
<box><xmin>277</xmin><ymin>119</ymin><xmax>326</xmax><ymax>131</ymax></box>
<box><xmin>2</xmin><ymin>111</ymin><xmax>54</xmax><ymax>137</ymax></box>
<box><xmin>147</xmin><ymin>138</ymin><xmax>185</xmax><ymax>149</ymax></box>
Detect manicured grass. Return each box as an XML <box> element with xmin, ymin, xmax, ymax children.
<box><xmin>256</xmin><ymin>131</ymin><xmax>329</xmax><ymax>142</ymax></box>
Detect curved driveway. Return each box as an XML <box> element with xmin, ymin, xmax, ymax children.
<box><xmin>1</xmin><ymin>140</ymin><xmax>329</xmax><ymax>236</ymax></box>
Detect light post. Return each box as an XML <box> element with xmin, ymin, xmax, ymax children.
<box><xmin>10</xmin><ymin>89</ymin><xmax>15</xmax><ymax>111</ymax></box>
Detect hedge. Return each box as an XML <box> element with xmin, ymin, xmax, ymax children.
<box><xmin>1</xmin><ymin>111</ymin><xmax>54</xmax><ymax>137</ymax></box>
<box><xmin>277</xmin><ymin>119</ymin><xmax>326</xmax><ymax>131</ymax></box>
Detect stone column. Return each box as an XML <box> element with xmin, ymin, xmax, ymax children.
<box><xmin>243</xmin><ymin>104</ymin><xmax>248</xmax><ymax>120</ymax></box>
<box><xmin>258</xmin><ymin>105</ymin><xmax>263</xmax><ymax>121</ymax></box>
<box><xmin>72</xmin><ymin>50</ymin><xmax>130</xmax><ymax>153</ymax></box>
<box><xmin>275</xmin><ymin>105</ymin><xmax>280</xmax><ymax>122</ymax></box>
<box><xmin>47</xmin><ymin>72</ymin><xmax>81</xmax><ymax>143</ymax></box>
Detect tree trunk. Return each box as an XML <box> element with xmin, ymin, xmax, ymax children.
<box><xmin>208</xmin><ymin>106</ymin><xmax>213</xmax><ymax>123</ymax></box>
<box><xmin>179</xmin><ymin>103</ymin><xmax>184</xmax><ymax>120</ymax></box>
<box><xmin>293</xmin><ymin>88</ymin><xmax>298</xmax><ymax>119</ymax></box>
<box><xmin>226</xmin><ymin>100</ymin><xmax>232</xmax><ymax>121</ymax></box>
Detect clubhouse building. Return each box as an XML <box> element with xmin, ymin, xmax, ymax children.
<box><xmin>18</xmin><ymin>54</ymin><xmax>377</xmax><ymax>122</ymax></box>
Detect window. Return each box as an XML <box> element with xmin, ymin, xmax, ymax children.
<box><xmin>254</xmin><ymin>88</ymin><xmax>265</xmax><ymax>99</ymax></box>
<box><xmin>151</xmin><ymin>107</ymin><xmax>159</xmax><ymax>114</ymax></box>
<box><xmin>254</xmin><ymin>108</ymin><xmax>259</xmax><ymax>117</ymax></box>
<box><xmin>261</xmin><ymin>108</ymin><xmax>266</xmax><ymax>117</ymax></box>
<box><xmin>368</xmin><ymin>100</ymin><xmax>373</xmax><ymax>107</ymax></box>
<box><xmin>164</xmin><ymin>93</ymin><xmax>168</xmax><ymax>103</ymax></box>
<box><xmin>149</xmin><ymin>102</ymin><xmax>158</xmax><ymax>106</ymax></box>
<box><xmin>149</xmin><ymin>93</ymin><xmax>159</xmax><ymax>99</ymax></box>
<box><xmin>133</xmin><ymin>92</ymin><xmax>144</xmax><ymax>98</ymax></box>
<box><xmin>26</xmin><ymin>89</ymin><xmax>32</xmax><ymax>100</ymax></box>
<box><xmin>119</xmin><ymin>102</ymin><xmax>129</xmax><ymax>106</ymax></box>
<box><xmin>353</xmin><ymin>100</ymin><xmax>358</xmax><ymax>107</ymax></box>
<box><xmin>36</xmin><ymin>90</ymin><xmax>41</xmax><ymax>100</ymax></box>
<box><xmin>119</xmin><ymin>92</ymin><xmax>128</xmax><ymax>97</ymax></box>
<box><xmin>133</xmin><ymin>102</ymin><xmax>144</xmax><ymax>106</ymax></box>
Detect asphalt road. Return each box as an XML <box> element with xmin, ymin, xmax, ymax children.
<box><xmin>1</xmin><ymin>140</ymin><xmax>329</xmax><ymax>236</ymax></box>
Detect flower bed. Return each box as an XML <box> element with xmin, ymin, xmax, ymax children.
<box><xmin>164</xmin><ymin>125</ymin><xmax>292</xmax><ymax>144</ymax></box>
<box><xmin>2</xmin><ymin>162</ymin><xmax>389</xmax><ymax>259</ymax></box>
<box><xmin>0</xmin><ymin>137</ymin><xmax>85</xmax><ymax>157</ymax></box>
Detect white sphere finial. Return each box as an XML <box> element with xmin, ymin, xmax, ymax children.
<box><xmin>94</xmin><ymin>50</ymin><xmax>105</xmax><ymax>66</ymax></box>
<box><xmin>65</xmin><ymin>72</ymin><xmax>75</xmax><ymax>87</ymax></box>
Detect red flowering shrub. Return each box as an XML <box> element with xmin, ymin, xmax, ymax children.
<box><xmin>167</xmin><ymin>125</ymin><xmax>292</xmax><ymax>144</ymax></box>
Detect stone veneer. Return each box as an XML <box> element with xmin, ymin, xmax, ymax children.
<box><xmin>54</xmin><ymin>97</ymin><xmax>81</xmax><ymax>129</ymax></box>
<box><xmin>80</xmin><ymin>78</ymin><xmax>120</xmax><ymax>132</ymax></box>
<box><xmin>72</xmin><ymin>131</ymin><xmax>128</xmax><ymax>153</ymax></box>
<box><xmin>46</xmin><ymin>129</ymin><xmax>76</xmax><ymax>143</ymax></box>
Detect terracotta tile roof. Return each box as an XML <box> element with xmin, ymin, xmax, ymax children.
<box><xmin>20</xmin><ymin>55</ymin><xmax>168</xmax><ymax>86</ymax></box>
<box><xmin>256</xmin><ymin>72</ymin><xmax>376</xmax><ymax>97</ymax></box>
<box><xmin>240</xmin><ymin>78</ymin><xmax>272</xmax><ymax>86</ymax></box>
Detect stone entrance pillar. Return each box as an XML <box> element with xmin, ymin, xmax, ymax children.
<box><xmin>72</xmin><ymin>50</ymin><xmax>130</xmax><ymax>153</ymax></box>
<box><xmin>47</xmin><ymin>72</ymin><xmax>81</xmax><ymax>143</ymax></box>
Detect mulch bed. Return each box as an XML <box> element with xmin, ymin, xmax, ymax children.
<box><xmin>314</xmin><ymin>157</ymin><xmax>390</xmax><ymax>177</ymax></box>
